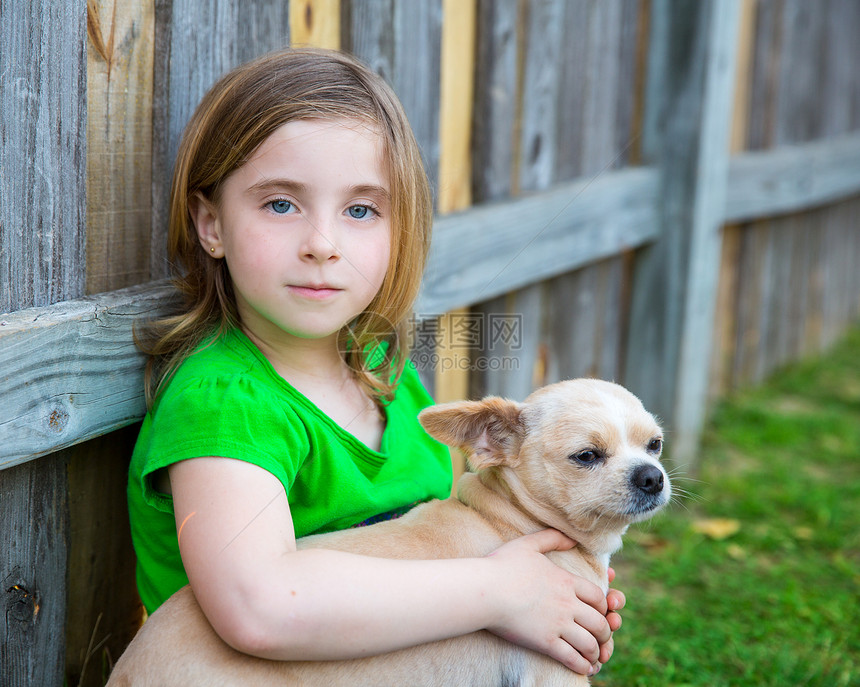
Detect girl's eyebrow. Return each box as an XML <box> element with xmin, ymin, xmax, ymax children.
<box><xmin>246</xmin><ymin>178</ymin><xmax>390</xmax><ymax>202</ymax></box>
<box><xmin>347</xmin><ymin>184</ymin><xmax>391</xmax><ymax>202</ymax></box>
<box><xmin>246</xmin><ymin>178</ymin><xmax>308</xmax><ymax>195</ymax></box>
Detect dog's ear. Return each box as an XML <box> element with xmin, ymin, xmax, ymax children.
<box><xmin>418</xmin><ymin>397</ymin><xmax>524</xmax><ymax>468</ymax></box>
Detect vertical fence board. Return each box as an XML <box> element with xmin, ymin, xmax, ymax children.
<box><xmin>86</xmin><ymin>0</ymin><xmax>156</xmax><ymax>294</ymax></box>
<box><xmin>0</xmin><ymin>457</ymin><xmax>69</xmax><ymax>687</ymax></box>
<box><xmin>471</xmin><ymin>0</ymin><xmax>518</xmax><ymax>203</ymax></box>
<box><xmin>0</xmin><ymin>3</ymin><xmax>85</xmax><ymax>686</ymax></box>
<box><xmin>468</xmin><ymin>0</ymin><xmax>520</xmax><ymax>400</ymax></box>
<box><xmin>434</xmin><ymin>0</ymin><xmax>476</xmax><ymax>426</ymax></box>
<box><xmin>754</xmin><ymin>224</ymin><xmax>777</xmax><ymax>384</ymax></box>
<box><xmin>394</xmin><ymin>2</ymin><xmax>443</xmax><ymax>193</ymax></box>
<box><xmin>342</xmin><ymin>0</ymin><xmax>394</xmax><ymax>83</ymax></box>
<box><xmin>732</xmin><ymin>223</ymin><xmax>766</xmax><ymax>386</ymax></box>
<box><xmin>746</xmin><ymin>0</ymin><xmax>780</xmax><ymax>152</ymax></box>
<box><xmin>436</xmin><ymin>0</ymin><xmax>475</xmax><ymax>217</ymax></box>
<box><xmin>290</xmin><ymin>0</ymin><xmax>340</xmax><ymax>49</ymax></box>
<box><xmin>485</xmin><ymin>0</ymin><xmax>566</xmax><ymax>401</ymax></box>
<box><xmin>802</xmin><ymin>213</ymin><xmax>824</xmax><ymax>353</ymax></box>
<box><xmin>545</xmin><ymin>0</ymin><xmax>632</xmax><ymax>387</ymax></box>
<box><xmin>65</xmin><ymin>428</ymin><xmax>144</xmax><ymax>687</ymax></box>
<box><xmin>710</xmin><ymin>0</ymin><xmax>756</xmax><ymax>399</ymax></box>
<box><xmin>435</xmin><ymin>0</ymin><xmax>475</xmax><ymax>493</ymax></box>
<box><xmin>0</xmin><ymin>1</ymin><xmax>87</xmax><ymax>312</ymax></box>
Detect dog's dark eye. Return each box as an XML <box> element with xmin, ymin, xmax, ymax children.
<box><xmin>570</xmin><ymin>449</ymin><xmax>603</xmax><ymax>465</ymax></box>
<box><xmin>647</xmin><ymin>438</ymin><xmax>663</xmax><ymax>453</ymax></box>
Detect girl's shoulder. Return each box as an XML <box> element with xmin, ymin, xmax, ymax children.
<box><xmin>161</xmin><ymin>327</ymin><xmax>278</xmax><ymax>398</ymax></box>
<box><xmin>148</xmin><ymin>327</ymin><xmax>314</xmax><ymax>444</ymax></box>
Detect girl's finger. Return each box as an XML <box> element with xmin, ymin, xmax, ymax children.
<box><xmin>517</xmin><ymin>528</ymin><xmax>577</xmax><ymax>554</ymax></box>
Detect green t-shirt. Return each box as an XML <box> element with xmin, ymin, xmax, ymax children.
<box><xmin>128</xmin><ymin>327</ymin><xmax>452</xmax><ymax>614</ymax></box>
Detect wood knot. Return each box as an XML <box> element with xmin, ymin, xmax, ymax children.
<box><xmin>48</xmin><ymin>406</ymin><xmax>70</xmax><ymax>433</ymax></box>
<box><xmin>6</xmin><ymin>585</ymin><xmax>39</xmax><ymax>623</ymax></box>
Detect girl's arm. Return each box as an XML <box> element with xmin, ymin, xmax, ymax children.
<box><xmin>170</xmin><ymin>457</ymin><xmax>615</xmax><ymax>676</ymax></box>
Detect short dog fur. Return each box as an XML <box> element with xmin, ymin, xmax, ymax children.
<box><xmin>108</xmin><ymin>378</ymin><xmax>670</xmax><ymax>686</ymax></box>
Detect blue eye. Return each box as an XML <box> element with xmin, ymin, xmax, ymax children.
<box><xmin>348</xmin><ymin>205</ymin><xmax>373</xmax><ymax>219</ymax></box>
<box><xmin>269</xmin><ymin>199</ymin><xmax>293</xmax><ymax>214</ymax></box>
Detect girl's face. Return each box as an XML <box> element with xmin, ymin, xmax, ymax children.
<box><xmin>193</xmin><ymin>119</ymin><xmax>391</xmax><ymax>349</ymax></box>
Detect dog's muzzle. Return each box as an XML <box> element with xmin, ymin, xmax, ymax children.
<box><xmin>626</xmin><ymin>463</ymin><xmax>669</xmax><ymax>515</ymax></box>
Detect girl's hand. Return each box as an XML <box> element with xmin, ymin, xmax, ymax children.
<box><xmin>483</xmin><ymin>529</ymin><xmax>612</xmax><ymax>676</ymax></box>
<box><xmin>598</xmin><ymin>566</ymin><xmax>626</xmax><ymax>667</ymax></box>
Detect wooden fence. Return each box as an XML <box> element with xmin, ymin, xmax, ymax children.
<box><xmin>1</xmin><ymin>1</ymin><xmax>859</xmax><ymax>685</ymax></box>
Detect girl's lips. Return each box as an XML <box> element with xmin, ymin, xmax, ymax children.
<box><xmin>288</xmin><ymin>284</ymin><xmax>342</xmax><ymax>300</ymax></box>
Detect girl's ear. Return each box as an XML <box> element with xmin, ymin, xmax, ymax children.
<box><xmin>189</xmin><ymin>191</ymin><xmax>224</xmax><ymax>258</ymax></box>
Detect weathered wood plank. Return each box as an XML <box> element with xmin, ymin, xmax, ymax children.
<box><xmin>65</xmin><ymin>425</ymin><xmax>144</xmax><ymax>687</ymax></box>
<box><xmin>433</xmin><ymin>0</ymin><xmax>476</xmax><ymax>486</ymax></box>
<box><xmin>290</xmin><ymin>0</ymin><xmax>340</xmax><ymax>48</ymax></box>
<box><xmin>73</xmin><ymin>6</ymin><xmax>158</xmax><ymax>677</ymax></box>
<box><xmin>86</xmin><ymin>0</ymin><xmax>156</xmax><ymax>294</ymax></box>
<box><xmin>0</xmin><ymin>282</ymin><xmax>178</xmax><ymax>470</ymax></box>
<box><xmin>437</xmin><ymin>0</ymin><xmax>475</xmax><ymax>217</ymax></box>
<box><xmin>546</xmin><ymin>0</ymin><xmax>633</xmax><ymax>388</ymax></box>
<box><xmin>0</xmin><ymin>0</ymin><xmax>87</xmax><ymax>312</ymax></box>
<box><xmin>483</xmin><ymin>0</ymin><xmax>560</xmax><ymax>401</ymax></box>
<box><xmin>469</xmin><ymin>0</ymin><xmax>521</xmax><ymax>400</ymax></box>
<box><xmin>724</xmin><ymin>130</ymin><xmax>860</xmax><ymax>223</ymax></box>
<box><xmin>0</xmin><ymin>3</ymin><xmax>85</xmax><ymax>685</ymax></box>
<box><xmin>709</xmin><ymin>0</ymin><xmax>756</xmax><ymax>398</ymax></box>
<box><xmin>0</xmin><ymin>455</ymin><xmax>69</xmax><ymax>687</ymax></box>
<box><xmin>434</xmin><ymin>0</ymin><xmax>476</xmax><ymax>414</ymax></box>
<box><xmin>417</xmin><ymin>166</ymin><xmax>660</xmax><ymax>318</ymax></box>
<box><xmin>471</xmin><ymin>0</ymin><xmax>519</xmax><ymax>202</ymax></box>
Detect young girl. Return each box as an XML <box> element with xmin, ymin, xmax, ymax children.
<box><xmin>128</xmin><ymin>47</ymin><xmax>624</xmax><ymax>677</ymax></box>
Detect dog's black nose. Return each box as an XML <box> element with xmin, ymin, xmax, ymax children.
<box><xmin>632</xmin><ymin>464</ymin><xmax>664</xmax><ymax>495</ymax></box>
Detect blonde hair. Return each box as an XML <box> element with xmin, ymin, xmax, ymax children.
<box><xmin>140</xmin><ymin>48</ymin><xmax>432</xmax><ymax>406</ymax></box>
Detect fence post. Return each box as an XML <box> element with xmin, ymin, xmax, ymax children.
<box><xmin>0</xmin><ymin>1</ymin><xmax>86</xmax><ymax>685</ymax></box>
<box><xmin>624</xmin><ymin>0</ymin><xmax>741</xmax><ymax>467</ymax></box>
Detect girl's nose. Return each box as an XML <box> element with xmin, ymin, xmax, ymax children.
<box><xmin>301</xmin><ymin>216</ymin><xmax>340</xmax><ymax>262</ymax></box>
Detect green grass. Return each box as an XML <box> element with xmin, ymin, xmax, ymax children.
<box><xmin>599</xmin><ymin>327</ymin><xmax>860</xmax><ymax>687</ymax></box>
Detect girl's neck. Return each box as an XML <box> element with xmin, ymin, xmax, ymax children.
<box><xmin>241</xmin><ymin>324</ymin><xmax>348</xmax><ymax>386</ymax></box>
<box><xmin>240</xmin><ymin>323</ymin><xmax>385</xmax><ymax>451</ymax></box>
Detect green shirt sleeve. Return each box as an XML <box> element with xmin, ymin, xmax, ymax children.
<box><xmin>141</xmin><ymin>372</ymin><xmax>307</xmax><ymax>501</ymax></box>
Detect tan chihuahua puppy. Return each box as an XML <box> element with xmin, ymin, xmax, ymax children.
<box><xmin>108</xmin><ymin>378</ymin><xmax>670</xmax><ymax>686</ymax></box>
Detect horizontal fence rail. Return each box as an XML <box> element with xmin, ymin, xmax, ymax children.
<box><xmin>724</xmin><ymin>130</ymin><xmax>860</xmax><ymax>223</ymax></box>
<box><xmin>417</xmin><ymin>166</ymin><xmax>660</xmax><ymax>314</ymax></box>
<box><xmin>0</xmin><ymin>282</ymin><xmax>177</xmax><ymax>469</ymax></box>
<box><xmin>2</xmin><ymin>130</ymin><xmax>859</xmax><ymax>470</ymax></box>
